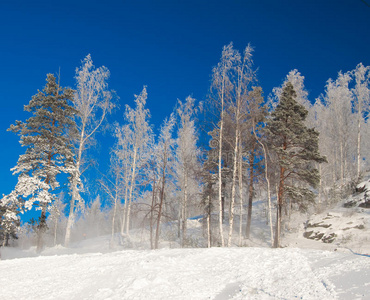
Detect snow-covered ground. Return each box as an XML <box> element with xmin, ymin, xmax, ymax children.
<box><xmin>1</xmin><ymin>240</ymin><xmax>369</xmax><ymax>300</ymax></box>
<box><xmin>2</xmin><ymin>179</ymin><xmax>370</xmax><ymax>299</ymax></box>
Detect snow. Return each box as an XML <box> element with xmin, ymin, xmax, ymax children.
<box><xmin>1</xmin><ymin>242</ymin><xmax>369</xmax><ymax>299</ymax></box>
<box><xmin>2</xmin><ymin>178</ymin><xmax>370</xmax><ymax>299</ymax></box>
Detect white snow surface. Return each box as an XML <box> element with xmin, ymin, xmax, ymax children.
<box><xmin>1</xmin><ymin>242</ymin><xmax>369</xmax><ymax>300</ymax></box>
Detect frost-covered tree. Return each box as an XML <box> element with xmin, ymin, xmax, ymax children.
<box><xmin>272</xmin><ymin>70</ymin><xmax>310</xmax><ymax>109</ymax></box>
<box><xmin>99</xmin><ymin>146</ymin><xmax>123</xmax><ymax>245</ymax></box>
<box><xmin>318</xmin><ymin>72</ymin><xmax>354</xmax><ymax>186</ymax></box>
<box><xmin>47</xmin><ymin>192</ymin><xmax>66</xmax><ymax>246</ymax></box>
<box><xmin>351</xmin><ymin>63</ymin><xmax>370</xmax><ymax>178</ymax></box>
<box><xmin>209</xmin><ymin>43</ymin><xmax>238</xmax><ymax>246</ymax></box>
<box><xmin>225</xmin><ymin>44</ymin><xmax>257</xmax><ymax>247</ymax></box>
<box><xmin>3</xmin><ymin>74</ymin><xmax>76</xmax><ymax>252</ymax></box>
<box><xmin>115</xmin><ymin>87</ymin><xmax>153</xmax><ymax>236</ymax></box>
<box><xmin>0</xmin><ymin>201</ymin><xmax>20</xmax><ymax>247</ymax></box>
<box><xmin>175</xmin><ymin>96</ymin><xmax>202</xmax><ymax>247</ymax></box>
<box><xmin>65</xmin><ymin>54</ymin><xmax>114</xmax><ymax>247</ymax></box>
<box><xmin>243</xmin><ymin>86</ymin><xmax>266</xmax><ymax>241</ymax></box>
<box><xmin>153</xmin><ymin>114</ymin><xmax>176</xmax><ymax>249</ymax></box>
<box><xmin>265</xmin><ymin>82</ymin><xmax>326</xmax><ymax>248</ymax></box>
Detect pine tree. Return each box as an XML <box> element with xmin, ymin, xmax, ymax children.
<box><xmin>3</xmin><ymin>74</ymin><xmax>77</xmax><ymax>252</ymax></box>
<box><xmin>0</xmin><ymin>201</ymin><xmax>20</xmax><ymax>247</ymax></box>
<box><xmin>265</xmin><ymin>82</ymin><xmax>326</xmax><ymax>248</ymax></box>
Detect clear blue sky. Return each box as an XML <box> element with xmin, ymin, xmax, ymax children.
<box><xmin>1</xmin><ymin>0</ymin><xmax>370</xmax><ymax>209</ymax></box>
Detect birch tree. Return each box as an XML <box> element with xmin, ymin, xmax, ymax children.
<box><xmin>209</xmin><ymin>43</ymin><xmax>238</xmax><ymax>246</ymax></box>
<box><xmin>226</xmin><ymin>45</ymin><xmax>256</xmax><ymax>247</ymax></box>
<box><xmin>47</xmin><ymin>193</ymin><xmax>66</xmax><ymax>246</ymax></box>
<box><xmin>153</xmin><ymin>114</ymin><xmax>176</xmax><ymax>249</ymax></box>
<box><xmin>99</xmin><ymin>147</ymin><xmax>123</xmax><ymax>246</ymax></box>
<box><xmin>319</xmin><ymin>72</ymin><xmax>354</xmax><ymax>185</ymax></box>
<box><xmin>351</xmin><ymin>63</ymin><xmax>370</xmax><ymax>179</ymax></box>
<box><xmin>115</xmin><ymin>87</ymin><xmax>153</xmax><ymax>236</ymax></box>
<box><xmin>175</xmin><ymin>96</ymin><xmax>202</xmax><ymax>247</ymax></box>
<box><xmin>65</xmin><ymin>54</ymin><xmax>114</xmax><ymax>246</ymax></box>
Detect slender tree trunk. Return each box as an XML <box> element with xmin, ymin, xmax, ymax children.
<box><xmin>340</xmin><ymin>141</ymin><xmax>344</xmax><ymax>184</ymax></box>
<box><xmin>65</xmin><ymin>127</ymin><xmax>85</xmax><ymax>247</ymax></box>
<box><xmin>357</xmin><ymin>114</ymin><xmax>361</xmax><ymax>179</ymax></box>
<box><xmin>150</xmin><ymin>180</ymin><xmax>156</xmax><ymax>249</ymax></box>
<box><xmin>246</xmin><ymin>144</ymin><xmax>255</xmax><ymax>239</ymax></box>
<box><xmin>155</xmin><ymin>167</ymin><xmax>166</xmax><ymax>249</ymax></box>
<box><xmin>54</xmin><ymin>217</ymin><xmax>58</xmax><ymax>246</ymax></box>
<box><xmin>217</xmin><ymin>70</ymin><xmax>226</xmax><ymax>247</ymax></box>
<box><xmin>227</xmin><ymin>125</ymin><xmax>239</xmax><ymax>247</ymax></box>
<box><xmin>218</xmin><ymin>117</ymin><xmax>224</xmax><ymax>247</ymax></box>
<box><xmin>120</xmin><ymin>178</ymin><xmax>129</xmax><ymax>235</ymax></box>
<box><xmin>181</xmin><ymin>171</ymin><xmax>188</xmax><ymax>247</ymax></box>
<box><xmin>126</xmin><ymin>148</ymin><xmax>138</xmax><ymax>235</ymax></box>
<box><xmin>111</xmin><ymin>179</ymin><xmax>119</xmax><ymax>246</ymax></box>
<box><xmin>36</xmin><ymin>207</ymin><xmax>47</xmax><ymax>253</ymax></box>
<box><xmin>318</xmin><ymin>164</ymin><xmax>322</xmax><ymax>207</ymax></box>
<box><xmin>252</xmin><ymin>121</ymin><xmax>273</xmax><ymax>246</ymax></box>
<box><xmin>274</xmin><ymin>166</ymin><xmax>285</xmax><ymax>248</ymax></box>
<box><xmin>238</xmin><ymin>136</ymin><xmax>244</xmax><ymax>247</ymax></box>
<box><xmin>207</xmin><ymin>194</ymin><xmax>212</xmax><ymax>248</ymax></box>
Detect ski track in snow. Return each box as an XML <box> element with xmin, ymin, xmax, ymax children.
<box><xmin>1</xmin><ymin>247</ymin><xmax>369</xmax><ymax>300</ymax></box>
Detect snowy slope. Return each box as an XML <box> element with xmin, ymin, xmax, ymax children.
<box><xmin>287</xmin><ymin>177</ymin><xmax>370</xmax><ymax>256</ymax></box>
<box><xmin>1</xmin><ymin>247</ymin><xmax>369</xmax><ymax>300</ymax></box>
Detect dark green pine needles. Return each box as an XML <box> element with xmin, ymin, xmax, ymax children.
<box><xmin>265</xmin><ymin>82</ymin><xmax>326</xmax><ymax>247</ymax></box>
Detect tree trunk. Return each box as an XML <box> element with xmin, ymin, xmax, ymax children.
<box><xmin>155</xmin><ymin>169</ymin><xmax>166</xmax><ymax>249</ymax></box>
<box><xmin>357</xmin><ymin>115</ymin><xmax>361</xmax><ymax>179</ymax></box>
<box><xmin>126</xmin><ymin>148</ymin><xmax>138</xmax><ymax>236</ymax></box>
<box><xmin>150</xmin><ymin>181</ymin><xmax>156</xmax><ymax>250</ymax></box>
<box><xmin>54</xmin><ymin>218</ymin><xmax>58</xmax><ymax>246</ymax></box>
<box><xmin>207</xmin><ymin>194</ymin><xmax>212</xmax><ymax>248</ymax></box>
<box><xmin>227</xmin><ymin>125</ymin><xmax>239</xmax><ymax>247</ymax></box>
<box><xmin>238</xmin><ymin>136</ymin><xmax>244</xmax><ymax>247</ymax></box>
<box><xmin>245</xmin><ymin>142</ymin><xmax>256</xmax><ymax>239</ymax></box>
<box><xmin>36</xmin><ymin>207</ymin><xmax>47</xmax><ymax>253</ymax></box>
<box><xmin>181</xmin><ymin>171</ymin><xmax>188</xmax><ymax>247</ymax></box>
<box><xmin>120</xmin><ymin>179</ymin><xmax>129</xmax><ymax>235</ymax></box>
<box><xmin>252</xmin><ymin>120</ymin><xmax>273</xmax><ymax>246</ymax></box>
<box><xmin>218</xmin><ymin>117</ymin><xmax>224</xmax><ymax>247</ymax></box>
<box><xmin>111</xmin><ymin>189</ymin><xmax>118</xmax><ymax>246</ymax></box>
<box><xmin>65</xmin><ymin>127</ymin><xmax>85</xmax><ymax>247</ymax></box>
<box><xmin>274</xmin><ymin>166</ymin><xmax>285</xmax><ymax>248</ymax></box>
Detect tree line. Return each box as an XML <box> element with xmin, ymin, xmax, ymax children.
<box><xmin>1</xmin><ymin>44</ymin><xmax>369</xmax><ymax>251</ymax></box>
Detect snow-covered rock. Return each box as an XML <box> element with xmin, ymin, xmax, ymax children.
<box><xmin>302</xmin><ymin>178</ymin><xmax>370</xmax><ymax>252</ymax></box>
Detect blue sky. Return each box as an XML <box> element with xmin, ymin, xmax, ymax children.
<box><xmin>1</xmin><ymin>0</ymin><xmax>370</xmax><ymax>212</ymax></box>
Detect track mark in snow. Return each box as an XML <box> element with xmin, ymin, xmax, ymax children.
<box><xmin>214</xmin><ymin>282</ymin><xmax>241</xmax><ymax>300</ymax></box>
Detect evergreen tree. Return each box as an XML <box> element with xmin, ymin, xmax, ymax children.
<box><xmin>265</xmin><ymin>82</ymin><xmax>326</xmax><ymax>248</ymax></box>
<box><xmin>0</xmin><ymin>201</ymin><xmax>20</xmax><ymax>247</ymax></box>
<box><xmin>2</xmin><ymin>74</ymin><xmax>77</xmax><ymax>252</ymax></box>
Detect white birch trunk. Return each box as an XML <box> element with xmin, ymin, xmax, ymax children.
<box><xmin>227</xmin><ymin>125</ymin><xmax>239</xmax><ymax>247</ymax></box>
<box><xmin>357</xmin><ymin>114</ymin><xmax>361</xmax><ymax>179</ymax></box>
<box><xmin>238</xmin><ymin>136</ymin><xmax>243</xmax><ymax>247</ymax></box>
<box><xmin>218</xmin><ymin>88</ymin><xmax>225</xmax><ymax>247</ymax></box>
<box><xmin>181</xmin><ymin>171</ymin><xmax>188</xmax><ymax>246</ymax></box>
<box><xmin>125</xmin><ymin>147</ymin><xmax>137</xmax><ymax>235</ymax></box>
<box><xmin>65</xmin><ymin>127</ymin><xmax>85</xmax><ymax>247</ymax></box>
